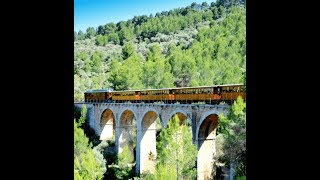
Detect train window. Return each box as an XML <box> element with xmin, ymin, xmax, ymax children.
<box><xmin>235</xmin><ymin>87</ymin><xmax>239</xmax><ymax>92</ymax></box>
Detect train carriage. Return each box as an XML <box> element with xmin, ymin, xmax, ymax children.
<box><xmin>84</xmin><ymin>90</ymin><xmax>106</xmax><ymax>102</ymax></box>
<box><xmin>220</xmin><ymin>84</ymin><xmax>246</xmax><ymax>101</ymax></box>
<box><xmin>112</xmin><ymin>91</ymin><xmax>136</xmax><ymax>102</ymax></box>
<box><xmin>140</xmin><ymin>89</ymin><xmax>171</xmax><ymax>102</ymax></box>
<box><xmin>84</xmin><ymin>84</ymin><xmax>246</xmax><ymax>104</ymax></box>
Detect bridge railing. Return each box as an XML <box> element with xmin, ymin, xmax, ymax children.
<box><xmin>74</xmin><ymin>101</ymin><xmax>230</xmax><ymax>109</ymax></box>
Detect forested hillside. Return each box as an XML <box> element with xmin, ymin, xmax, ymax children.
<box><xmin>74</xmin><ymin>0</ymin><xmax>246</xmax><ymax>101</ymax></box>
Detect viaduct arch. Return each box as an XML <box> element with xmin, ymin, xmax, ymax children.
<box><xmin>75</xmin><ymin>102</ymin><xmax>229</xmax><ymax>179</ymax></box>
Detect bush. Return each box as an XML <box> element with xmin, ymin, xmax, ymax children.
<box><xmin>74</xmin><ymin>119</ymin><xmax>106</xmax><ymax>179</ymax></box>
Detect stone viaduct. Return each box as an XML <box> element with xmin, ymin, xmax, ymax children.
<box><xmin>74</xmin><ymin>102</ymin><xmax>230</xmax><ymax>180</ymax></box>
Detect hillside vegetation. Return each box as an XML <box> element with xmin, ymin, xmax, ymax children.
<box><xmin>74</xmin><ymin>0</ymin><xmax>246</xmax><ymax>101</ymax></box>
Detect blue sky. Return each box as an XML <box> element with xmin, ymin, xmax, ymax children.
<box><xmin>75</xmin><ymin>0</ymin><xmax>215</xmax><ymax>32</ymax></box>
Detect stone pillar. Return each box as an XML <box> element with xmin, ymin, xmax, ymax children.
<box><xmin>115</xmin><ymin>113</ymin><xmax>120</xmax><ymax>154</ymax></box>
<box><xmin>138</xmin><ymin>112</ymin><xmax>157</xmax><ymax>174</ymax></box>
<box><xmin>139</xmin><ymin>127</ymin><xmax>156</xmax><ymax>174</ymax></box>
<box><xmin>197</xmin><ymin>113</ymin><xmax>218</xmax><ymax>180</ymax></box>
<box><xmin>135</xmin><ymin>122</ymin><xmax>141</xmax><ymax>174</ymax></box>
<box><xmin>93</xmin><ymin>105</ymin><xmax>101</xmax><ymax>136</ymax></box>
<box><xmin>87</xmin><ymin>104</ymin><xmax>95</xmax><ymax>130</ymax></box>
<box><xmin>197</xmin><ymin>131</ymin><xmax>216</xmax><ymax>180</ymax></box>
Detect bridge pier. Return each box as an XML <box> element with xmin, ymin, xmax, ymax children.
<box><xmin>138</xmin><ymin>111</ymin><xmax>158</xmax><ymax>174</ymax></box>
<box><xmin>197</xmin><ymin>114</ymin><xmax>219</xmax><ymax>180</ymax></box>
<box><xmin>74</xmin><ymin>102</ymin><xmax>229</xmax><ymax>178</ymax></box>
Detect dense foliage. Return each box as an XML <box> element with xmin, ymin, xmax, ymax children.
<box><xmin>74</xmin><ymin>106</ymin><xmax>106</xmax><ymax>179</ymax></box>
<box><xmin>74</xmin><ymin>1</ymin><xmax>246</xmax><ymax>101</ymax></box>
<box><xmin>113</xmin><ymin>145</ymin><xmax>135</xmax><ymax>179</ymax></box>
<box><xmin>156</xmin><ymin>115</ymin><xmax>197</xmax><ymax>179</ymax></box>
<box><xmin>216</xmin><ymin>96</ymin><xmax>246</xmax><ymax>178</ymax></box>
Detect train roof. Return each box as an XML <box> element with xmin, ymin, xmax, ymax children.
<box><xmin>85</xmin><ymin>84</ymin><xmax>244</xmax><ymax>93</ymax></box>
<box><xmin>85</xmin><ymin>89</ymin><xmax>112</xmax><ymax>93</ymax></box>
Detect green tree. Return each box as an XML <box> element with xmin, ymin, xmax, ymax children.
<box><xmin>142</xmin><ymin>44</ymin><xmax>174</xmax><ymax>89</ymax></box>
<box><xmin>167</xmin><ymin>48</ymin><xmax>197</xmax><ymax>87</ymax></box>
<box><xmin>191</xmin><ymin>2</ymin><xmax>198</xmax><ymax>10</ymax></box>
<box><xmin>108</xmin><ymin>54</ymin><xmax>144</xmax><ymax>90</ymax></box>
<box><xmin>74</xmin><ymin>119</ymin><xmax>106</xmax><ymax>180</ymax></box>
<box><xmin>108</xmin><ymin>32</ymin><xmax>120</xmax><ymax>44</ymax></box>
<box><xmin>122</xmin><ymin>42</ymin><xmax>135</xmax><ymax>59</ymax></box>
<box><xmin>121</xmin><ymin>54</ymin><xmax>144</xmax><ymax>89</ymax></box>
<box><xmin>111</xmin><ymin>145</ymin><xmax>134</xmax><ymax>179</ymax></box>
<box><xmin>77</xmin><ymin>30</ymin><xmax>85</xmax><ymax>40</ymax></box>
<box><xmin>95</xmin><ymin>34</ymin><xmax>108</xmax><ymax>46</ymax></box>
<box><xmin>201</xmin><ymin>2</ymin><xmax>209</xmax><ymax>10</ymax></box>
<box><xmin>118</xmin><ymin>26</ymin><xmax>135</xmax><ymax>44</ymax></box>
<box><xmin>211</xmin><ymin>6</ymin><xmax>219</xmax><ymax>19</ymax></box>
<box><xmin>142</xmin><ymin>163</ymin><xmax>177</xmax><ymax>180</ymax></box>
<box><xmin>86</xmin><ymin>27</ymin><xmax>96</xmax><ymax>39</ymax></box>
<box><xmin>218</xmin><ymin>6</ymin><xmax>226</xmax><ymax>18</ymax></box>
<box><xmin>97</xmin><ymin>25</ymin><xmax>105</xmax><ymax>35</ymax></box>
<box><xmin>74</xmin><ymin>106</ymin><xmax>106</xmax><ymax>179</ymax></box>
<box><xmin>90</xmin><ymin>51</ymin><xmax>103</xmax><ymax>74</ymax></box>
<box><xmin>78</xmin><ymin>105</ymin><xmax>87</xmax><ymax>126</ymax></box>
<box><xmin>157</xmin><ymin>115</ymin><xmax>197</xmax><ymax>179</ymax></box>
<box><xmin>216</xmin><ymin>0</ymin><xmax>245</xmax><ymax>8</ymax></box>
<box><xmin>217</xmin><ymin>96</ymin><xmax>246</xmax><ymax>177</ymax></box>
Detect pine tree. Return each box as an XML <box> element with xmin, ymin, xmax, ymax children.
<box><xmin>217</xmin><ymin>96</ymin><xmax>246</xmax><ymax>178</ymax></box>
<box><xmin>74</xmin><ymin>119</ymin><xmax>106</xmax><ymax>180</ymax></box>
<box><xmin>112</xmin><ymin>145</ymin><xmax>135</xmax><ymax>179</ymax></box>
<box><xmin>74</xmin><ymin>106</ymin><xmax>106</xmax><ymax>179</ymax></box>
<box><xmin>157</xmin><ymin>114</ymin><xmax>197</xmax><ymax>179</ymax></box>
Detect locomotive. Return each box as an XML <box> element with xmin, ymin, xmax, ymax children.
<box><xmin>84</xmin><ymin>84</ymin><xmax>245</xmax><ymax>104</ymax></box>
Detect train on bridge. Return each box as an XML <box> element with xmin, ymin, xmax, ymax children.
<box><xmin>84</xmin><ymin>84</ymin><xmax>246</xmax><ymax>104</ymax></box>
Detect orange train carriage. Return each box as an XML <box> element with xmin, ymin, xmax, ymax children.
<box><xmin>84</xmin><ymin>84</ymin><xmax>246</xmax><ymax>104</ymax></box>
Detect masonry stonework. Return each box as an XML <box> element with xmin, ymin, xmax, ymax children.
<box><xmin>75</xmin><ymin>102</ymin><xmax>229</xmax><ymax>179</ymax></box>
